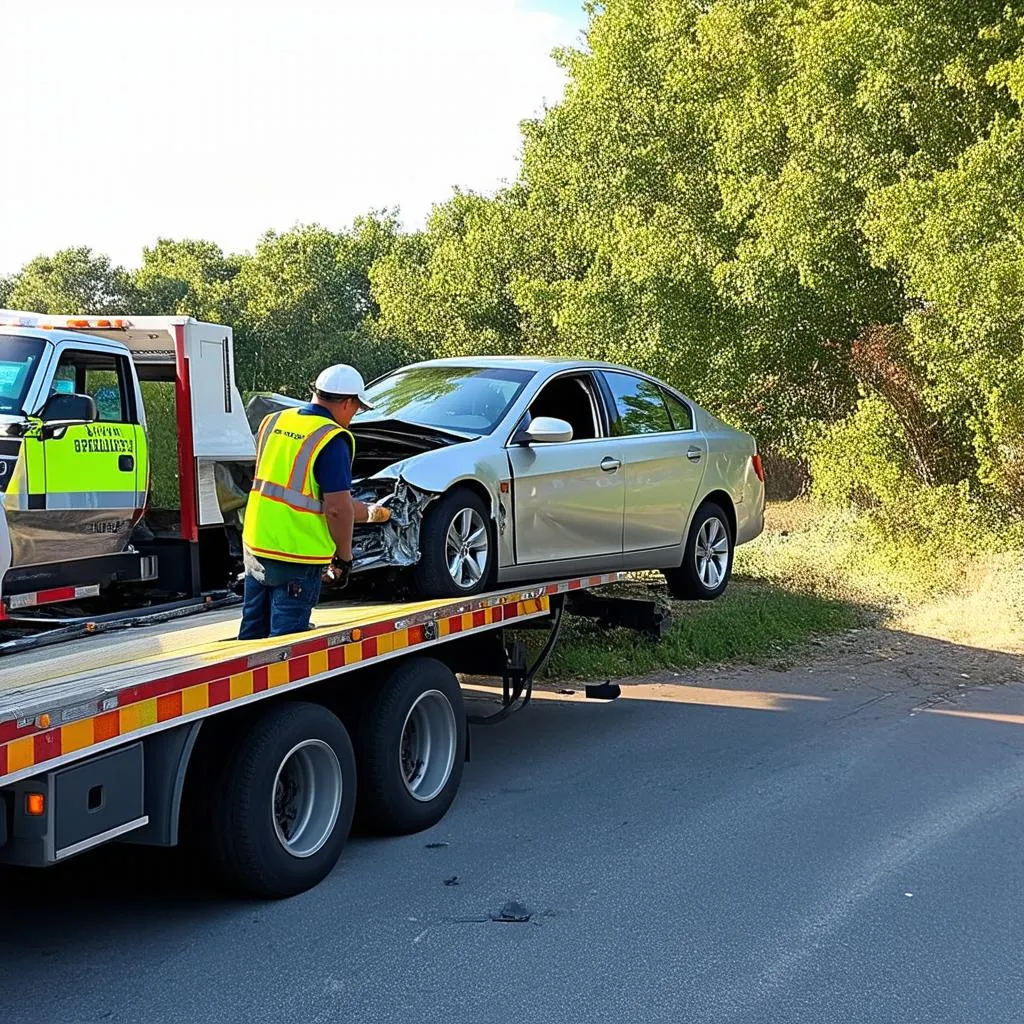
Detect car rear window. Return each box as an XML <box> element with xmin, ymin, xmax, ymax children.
<box><xmin>662</xmin><ymin>389</ymin><xmax>694</xmax><ymax>431</ymax></box>
<box><xmin>603</xmin><ymin>371</ymin><xmax>673</xmax><ymax>436</ymax></box>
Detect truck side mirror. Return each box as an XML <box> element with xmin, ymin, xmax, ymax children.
<box><xmin>40</xmin><ymin>392</ymin><xmax>97</xmax><ymax>425</ymax></box>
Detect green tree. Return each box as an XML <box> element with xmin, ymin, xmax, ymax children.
<box><xmin>133</xmin><ymin>238</ymin><xmax>241</xmax><ymax>322</ymax></box>
<box><xmin>5</xmin><ymin>247</ymin><xmax>135</xmax><ymax>314</ymax></box>
<box><xmin>236</xmin><ymin>215</ymin><xmax>411</xmax><ymax>394</ymax></box>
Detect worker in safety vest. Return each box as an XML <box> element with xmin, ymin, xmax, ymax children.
<box><xmin>239</xmin><ymin>364</ymin><xmax>391</xmax><ymax>640</ymax></box>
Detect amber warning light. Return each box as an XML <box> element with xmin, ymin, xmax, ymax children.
<box><xmin>25</xmin><ymin>793</ymin><xmax>45</xmax><ymax>816</ymax></box>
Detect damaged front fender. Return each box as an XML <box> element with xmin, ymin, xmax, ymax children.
<box><xmin>350</xmin><ymin>478</ymin><xmax>435</xmax><ymax>573</ymax></box>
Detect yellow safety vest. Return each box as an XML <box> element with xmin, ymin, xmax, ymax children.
<box><xmin>242</xmin><ymin>407</ymin><xmax>355</xmax><ymax>565</ymax></box>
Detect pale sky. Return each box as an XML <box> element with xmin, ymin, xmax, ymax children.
<box><xmin>0</xmin><ymin>0</ymin><xmax>587</xmax><ymax>275</ymax></box>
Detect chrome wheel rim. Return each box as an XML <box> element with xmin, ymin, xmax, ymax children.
<box><xmin>445</xmin><ymin>508</ymin><xmax>488</xmax><ymax>589</ymax></box>
<box><xmin>695</xmin><ymin>516</ymin><xmax>729</xmax><ymax>590</ymax></box>
<box><xmin>400</xmin><ymin>690</ymin><xmax>458</xmax><ymax>802</ymax></box>
<box><xmin>272</xmin><ymin>739</ymin><xmax>343</xmax><ymax>859</ymax></box>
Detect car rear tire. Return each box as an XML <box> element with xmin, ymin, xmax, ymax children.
<box><xmin>355</xmin><ymin>657</ymin><xmax>467</xmax><ymax>835</ymax></box>
<box><xmin>663</xmin><ymin>501</ymin><xmax>734</xmax><ymax>601</ymax></box>
<box><xmin>202</xmin><ymin>702</ymin><xmax>357</xmax><ymax>899</ymax></box>
<box><xmin>412</xmin><ymin>486</ymin><xmax>494</xmax><ymax>598</ymax></box>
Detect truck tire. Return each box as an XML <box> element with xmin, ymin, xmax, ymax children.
<box><xmin>663</xmin><ymin>500</ymin><xmax>734</xmax><ymax>601</ymax></box>
<box><xmin>205</xmin><ymin>701</ymin><xmax>357</xmax><ymax>899</ymax></box>
<box><xmin>356</xmin><ymin>657</ymin><xmax>466</xmax><ymax>835</ymax></box>
<box><xmin>411</xmin><ymin>486</ymin><xmax>494</xmax><ymax>597</ymax></box>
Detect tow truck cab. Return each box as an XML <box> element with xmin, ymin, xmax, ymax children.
<box><xmin>0</xmin><ymin>313</ymin><xmax>256</xmax><ymax>607</ymax></box>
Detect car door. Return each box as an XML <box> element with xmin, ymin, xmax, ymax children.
<box><xmin>599</xmin><ymin>370</ymin><xmax>707</xmax><ymax>556</ymax></box>
<box><xmin>39</xmin><ymin>347</ymin><xmax>143</xmax><ymax>561</ymax></box>
<box><xmin>506</xmin><ymin>371</ymin><xmax>625</xmax><ymax>566</ymax></box>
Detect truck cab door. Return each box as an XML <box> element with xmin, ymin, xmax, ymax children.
<box><xmin>33</xmin><ymin>347</ymin><xmax>144</xmax><ymax>563</ymax></box>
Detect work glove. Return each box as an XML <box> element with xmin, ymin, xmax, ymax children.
<box><xmin>366</xmin><ymin>504</ymin><xmax>392</xmax><ymax>524</ymax></box>
<box><xmin>325</xmin><ymin>556</ymin><xmax>353</xmax><ymax>588</ymax></box>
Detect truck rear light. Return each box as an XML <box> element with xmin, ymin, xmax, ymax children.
<box><xmin>25</xmin><ymin>793</ymin><xmax>45</xmax><ymax>816</ymax></box>
<box><xmin>752</xmin><ymin>454</ymin><xmax>764</xmax><ymax>482</ymax></box>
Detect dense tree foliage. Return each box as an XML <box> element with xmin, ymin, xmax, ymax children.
<box><xmin>5</xmin><ymin>1</ymin><xmax>1024</xmax><ymax>516</ymax></box>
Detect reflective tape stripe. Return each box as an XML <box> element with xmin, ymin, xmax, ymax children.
<box><xmin>7</xmin><ymin>585</ymin><xmax>101</xmax><ymax>610</ymax></box>
<box><xmin>287</xmin><ymin>424</ymin><xmax>339</xmax><ymax>492</ymax></box>
<box><xmin>1</xmin><ymin>580</ymin><xmax>640</xmax><ymax>784</ymax></box>
<box><xmin>252</xmin><ymin>478</ymin><xmax>323</xmax><ymax>513</ymax></box>
<box><xmin>256</xmin><ymin>412</ymin><xmax>283</xmax><ymax>463</ymax></box>
<box><xmin>42</xmin><ymin>491</ymin><xmax>146</xmax><ymax>510</ymax></box>
<box><xmin>3</xmin><ymin>492</ymin><xmax>141</xmax><ymax>511</ymax></box>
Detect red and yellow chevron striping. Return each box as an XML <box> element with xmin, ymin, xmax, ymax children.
<box><xmin>0</xmin><ymin>590</ymin><xmax>561</xmax><ymax>783</ymax></box>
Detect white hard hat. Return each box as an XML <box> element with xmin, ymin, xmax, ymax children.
<box><xmin>314</xmin><ymin>364</ymin><xmax>374</xmax><ymax>409</ymax></box>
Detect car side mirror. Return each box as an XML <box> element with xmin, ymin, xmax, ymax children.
<box><xmin>38</xmin><ymin>392</ymin><xmax>97</xmax><ymax>436</ymax></box>
<box><xmin>515</xmin><ymin>415</ymin><xmax>574</xmax><ymax>445</ymax></box>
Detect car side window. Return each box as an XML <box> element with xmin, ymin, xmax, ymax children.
<box><xmin>661</xmin><ymin>389</ymin><xmax>694</xmax><ymax>431</ymax></box>
<box><xmin>603</xmin><ymin>372</ymin><xmax>672</xmax><ymax>436</ymax></box>
<box><xmin>53</xmin><ymin>351</ymin><xmax>135</xmax><ymax>424</ymax></box>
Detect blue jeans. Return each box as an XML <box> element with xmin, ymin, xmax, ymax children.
<box><xmin>238</xmin><ymin>560</ymin><xmax>324</xmax><ymax>640</ymax></box>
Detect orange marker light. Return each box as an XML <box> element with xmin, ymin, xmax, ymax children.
<box><xmin>351</xmin><ymin>628</ymin><xmax>362</xmax><ymax>641</ymax></box>
<box><xmin>25</xmin><ymin>793</ymin><xmax>45</xmax><ymax>816</ymax></box>
<box><xmin>36</xmin><ymin>713</ymin><xmax>51</xmax><ymax>729</ymax></box>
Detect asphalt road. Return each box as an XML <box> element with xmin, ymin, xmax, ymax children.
<box><xmin>1</xmin><ymin>630</ymin><xmax>1023</xmax><ymax>1024</ymax></box>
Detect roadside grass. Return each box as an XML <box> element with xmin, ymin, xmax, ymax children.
<box><xmin>531</xmin><ymin>496</ymin><xmax>1024</xmax><ymax>681</ymax></box>
<box><xmin>741</xmin><ymin>499</ymin><xmax>1024</xmax><ymax>653</ymax></box>
<box><xmin>540</xmin><ymin>574</ymin><xmax>864</xmax><ymax>680</ymax></box>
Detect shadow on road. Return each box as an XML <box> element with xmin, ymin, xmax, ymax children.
<box><xmin>1</xmin><ymin>628</ymin><xmax>1021</xmax><ymax>936</ymax></box>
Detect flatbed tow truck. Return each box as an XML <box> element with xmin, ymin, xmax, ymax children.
<box><xmin>0</xmin><ymin>309</ymin><xmax>670</xmax><ymax>897</ymax></box>
<box><xmin>0</xmin><ymin>573</ymin><xmax>648</xmax><ymax>897</ymax></box>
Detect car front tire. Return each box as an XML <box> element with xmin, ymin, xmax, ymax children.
<box><xmin>412</xmin><ymin>486</ymin><xmax>494</xmax><ymax>598</ymax></box>
<box><xmin>663</xmin><ymin>501</ymin><xmax>734</xmax><ymax>600</ymax></box>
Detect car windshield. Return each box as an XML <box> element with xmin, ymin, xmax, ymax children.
<box><xmin>355</xmin><ymin>365</ymin><xmax>534</xmax><ymax>435</ymax></box>
<box><xmin>0</xmin><ymin>336</ymin><xmax>44</xmax><ymax>415</ymax></box>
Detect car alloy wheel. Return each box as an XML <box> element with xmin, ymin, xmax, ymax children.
<box><xmin>694</xmin><ymin>515</ymin><xmax>729</xmax><ymax>590</ymax></box>
<box><xmin>445</xmin><ymin>507</ymin><xmax>488</xmax><ymax>589</ymax></box>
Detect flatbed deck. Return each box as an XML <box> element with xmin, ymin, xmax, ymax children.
<box><xmin>0</xmin><ymin>575</ymin><xmax>621</xmax><ymax>787</ymax></box>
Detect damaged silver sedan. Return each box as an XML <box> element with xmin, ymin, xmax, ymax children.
<box><xmin>247</xmin><ymin>357</ymin><xmax>766</xmax><ymax>601</ymax></box>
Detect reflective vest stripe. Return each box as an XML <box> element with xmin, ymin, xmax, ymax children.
<box><xmin>287</xmin><ymin>424</ymin><xmax>340</xmax><ymax>493</ymax></box>
<box><xmin>243</xmin><ymin>541</ymin><xmax>333</xmax><ymax>564</ymax></box>
<box><xmin>252</xmin><ymin>478</ymin><xmax>323</xmax><ymax>513</ymax></box>
<box><xmin>256</xmin><ymin>411</ymin><xmax>283</xmax><ymax>462</ymax></box>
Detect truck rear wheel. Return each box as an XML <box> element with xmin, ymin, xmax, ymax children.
<box><xmin>356</xmin><ymin>657</ymin><xmax>466</xmax><ymax>835</ymax></box>
<box><xmin>205</xmin><ymin>701</ymin><xmax>357</xmax><ymax>898</ymax></box>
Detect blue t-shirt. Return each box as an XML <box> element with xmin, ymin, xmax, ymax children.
<box><xmin>298</xmin><ymin>404</ymin><xmax>352</xmax><ymax>493</ymax></box>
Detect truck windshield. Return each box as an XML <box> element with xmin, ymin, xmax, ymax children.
<box><xmin>0</xmin><ymin>336</ymin><xmax>44</xmax><ymax>415</ymax></box>
<box><xmin>355</xmin><ymin>366</ymin><xmax>534</xmax><ymax>435</ymax></box>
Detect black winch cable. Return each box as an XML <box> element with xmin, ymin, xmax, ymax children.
<box><xmin>468</xmin><ymin>600</ymin><xmax>565</xmax><ymax>726</ymax></box>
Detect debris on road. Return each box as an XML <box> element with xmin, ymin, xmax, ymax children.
<box><xmin>491</xmin><ymin>901</ymin><xmax>531</xmax><ymax>923</ymax></box>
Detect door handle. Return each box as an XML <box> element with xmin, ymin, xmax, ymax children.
<box><xmin>600</xmin><ymin>457</ymin><xmax>621</xmax><ymax>472</ymax></box>
<box><xmin>686</xmin><ymin>447</ymin><xmax>703</xmax><ymax>463</ymax></box>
